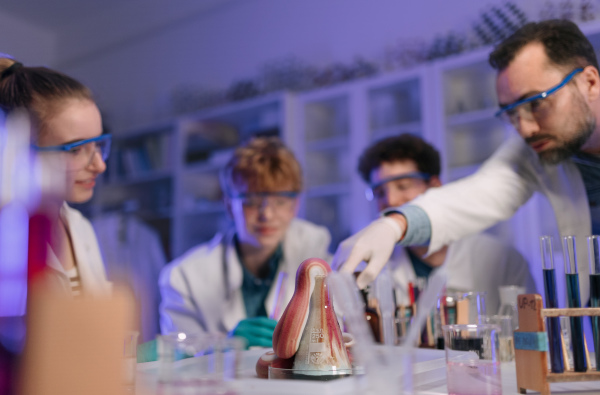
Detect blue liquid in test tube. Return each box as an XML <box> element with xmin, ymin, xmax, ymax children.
<box><xmin>563</xmin><ymin>236</ymin><xmax>587</xmax><ymax>372</ymax></box>
<box><xmin>588</xmin><ymin>236</ymin><xmax>600</xmax><ymax>371</ymax></box>
<box><xmin>540</xmin><ymin>236</ymin><xmax>564</xmax><ymax>373</ymax></box>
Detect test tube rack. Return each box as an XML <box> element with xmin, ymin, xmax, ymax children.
<box><xmin>514</xmin><ymin>294</ymin><xmax>600</xmax><ymax>394</ymax></box>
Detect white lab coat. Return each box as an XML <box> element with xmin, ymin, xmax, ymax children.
<box><xmin>93</xmin><ymin>213</ymin><xmax>166</xmax><ymax>342</ymax></box>
<box><xmin>390</xmin><ymin>233</ymin><xmax>537</xmax><ymax>313</ymax></box>
<box><xmin>44</xmin><ymin>203</ymin><xmax>112</xmax><ymax>297</ymax></box>
<box><xmin>411</xmin><ymin>136</ymin><xmax>590</xmax><ymax>300</ymax></box>
<box><xmin>159</xmin><ymin>218</ymin><xmax>332</xmax><ymax>335</ymax></box>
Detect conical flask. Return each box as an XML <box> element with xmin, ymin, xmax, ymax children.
<box><xmin>293</xmin><ymin>274</ymin><xmax>351</xmax><ymax>373</ymax></box>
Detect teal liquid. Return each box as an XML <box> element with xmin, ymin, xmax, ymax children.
<box><xmin>590</xmin><ymin>273</ymin><xmax>600</xmax><ymax>371</ymax></box>
<box><xmin>566</xmin><ymin>273</ymin><xmax>587</xmax><ymax>372</ymax></box>
<box><xmin>543</xmin><ymin>269</ymin><xmax>564</xmax><ymax>373</ymax></box>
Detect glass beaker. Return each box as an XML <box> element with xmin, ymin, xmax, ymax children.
<box><xmin>443</xmin><ymin>324</ymin><xmax>502</xmax><ymax>395</ymax></box>
<box><xmin>459</xmin><ymin>291</ymin><xmax>487</xmax><ymax>325</ymax></box>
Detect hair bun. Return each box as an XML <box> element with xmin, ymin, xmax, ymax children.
<box><xmin>0</xmin><ymin>62</ymin><xmax>23</xmax><ymax>80</ymax></box>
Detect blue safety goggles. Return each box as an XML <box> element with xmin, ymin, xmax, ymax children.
<box><xmin>228</xmin><ymin>191</ymin><xmax>300</xmax><ymax>211</ymax></box>
<box><xmin>495</xmin><ymin>68</ymin><xmax>583</xmax><ymax>125</ymax></box>
<box><xmin>365</xmin><ymin>172</ymin><xmax>431</xmax><ymax>201</ymax></box>
<box><xmin>31</xmin><ymin>134</ymin><xmax>111</xmax><ymax>170</ymax></box>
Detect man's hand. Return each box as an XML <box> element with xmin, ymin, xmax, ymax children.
<box><xmin>231</xmin><ymin>317</ymin><xmax>277</xmax><ymax>349</ymax></box>
<box><xmin>332</xmin><ymin>215</ymin><xmax>406</xmax><ymax>289</ymax></box>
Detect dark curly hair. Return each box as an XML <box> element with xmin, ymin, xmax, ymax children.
<box><xmin>357</xmin><ymin>134</ymin><xmax>440</xmax><ymax>184</ymax></box>
<box><xmin>489</xmin><ymin>19</ymin><xmax>598</xmax><ymax>71</ymax></box>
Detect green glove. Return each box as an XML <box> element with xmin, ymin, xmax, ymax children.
<box><xmin>136</xmin><ymin>338</ymin><xmax>194</xmax><ymax>363</ymax></box>
<box><xmin>137</xmin><ymin>339</ymin><xmax>158</xmax><ymax>363</ymax></box>
<box><xmin>231</xmin><ymin>317</ymin><xmax>277</xmax><ymax>349</ymax></box>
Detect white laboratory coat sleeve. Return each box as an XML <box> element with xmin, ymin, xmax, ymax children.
<box><xmin>408</xmin><ymin>136</ymin><xmax>591</xmax><ymax>301</ymax></box>
<box><xmin>159</xmin><ymin>218</ymin><xmax>331</xmax><ymax>336</ymax></box>
<box><xmin>44</xmin><ymin>203</ymin><xmax>112</xmax><ymax>297</ymax></box>
<box><xmin>411</xmin><ymin>137</ymin><xmax>539</xmax><ymax>254</ymax></box>
<box><xmin>159</xmin><ymin>233</ymin><xmax>235</xmax><ymax>335</ymax></box>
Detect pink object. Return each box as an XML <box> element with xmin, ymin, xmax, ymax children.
<box><xmin>292</xmin><ymin>274</ymin><xmax>351</xmax><ymax>372</ymax></box>
<box><xmin>446</xmin><ymin>360</ymin><xmax>501</xmax><ymax>395</ymax></box>
<box><xmin>256</xmin><ymin>350</ymin><xmax>293</xmax><ymax>379</ymax></box>
<box><xmin>271</xmin><ymin>258</ymin><xmax>351</xmax><ymax>375</ymax></box>
<box><xmin>273</xmin><ymin>258</ymin><xmax>331</xmax><ymax>359</ymax></box>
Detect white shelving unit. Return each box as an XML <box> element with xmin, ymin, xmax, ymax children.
<box><xmin>429</xmin><ymin>47</ymin><xmax>508</xmax><ymax>183</ymax></box>
<box><xmin>294</xmin><ymin>67</ymin><xmax>434</xmax><ymax>250</ymax></box>
<box><xmin>85</xmin><ymin>92</ymin><xmax>296</xmax><ymax>260</ymax></box>
<box><xmin>83</xmin><ymin>20</ymin><xmax>600</xmax><ymax>274</ymax></box>
<box><xmin>85</xmin><ymin>121</ymin><xmax>177</xmax><ymax>256</ymax></box>
<box><xmin>294</xmin><ymin>86</ymin><xmax>356</xmax><ymax>250</ymax></box>
<box><xmin>172</xmin><ymin>92</ymin><xmax>297</xmax><ymax>257</ymax></box>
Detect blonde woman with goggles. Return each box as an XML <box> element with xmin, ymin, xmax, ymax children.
<box><xmin>0</xmin><ymin>58</ymin><xmax>112</xmax><ymax>298</ymax></box>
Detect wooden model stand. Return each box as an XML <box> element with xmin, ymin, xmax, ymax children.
<box><xmin>514</xmin><ymin>294</ymin><xmax>600</xmax><ymax>394</ymax></box>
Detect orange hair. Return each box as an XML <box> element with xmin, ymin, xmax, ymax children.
<box><xmin>222</xmin><ymin>136</ymin><xmax>302</xmax><ymax>195</ymax></box>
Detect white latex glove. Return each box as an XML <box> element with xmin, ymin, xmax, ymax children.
<box><xmin>332</xmin><ymin>216</ymin><xmax>405</xmax><ymax>289</ymax></box>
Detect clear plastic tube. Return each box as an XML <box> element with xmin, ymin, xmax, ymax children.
<box><xmin>373</xmin><ymin>268</ymin><xmax>396</xmax><ymax>346</ymax></box>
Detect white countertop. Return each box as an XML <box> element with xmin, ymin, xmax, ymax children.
<box><xmin>417</xmin><ymin>362</ymin><xmax>600</xmax><ymax>395</ymax></box>
<box><xmin>135</xmin><ymin>348</ymin><xmax>600</xmax><ymax>395</ymax></box>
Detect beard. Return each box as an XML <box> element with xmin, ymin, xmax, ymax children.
<box><xmin>528</xmin><ymin>98</ymin><xmax>596</xmax><ymax>165</ymax></box>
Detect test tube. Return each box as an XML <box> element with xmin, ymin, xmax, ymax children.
<box><xmin>373</xmin><ymin>269</ymin><xmax>396</xmax><ymax>346</ymax></box>
<box><xmin>563</xmin><ymin>236</ymin><xmax>587</xmax><ymax>372</ymax></box>
<box><xmin>540</xmin><ymin>236</ymin><xmax>564</xmax><ymax>373</ymax></box>
<box><xmin>588</xmin><ymin>236</ymin><xmax>600</xmax><ymax>371</ymax></box>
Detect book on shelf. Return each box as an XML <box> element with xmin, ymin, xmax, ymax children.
<box><xmin>115</xmin><ymin>133</ymin><xmax>173</xmax><ymax>179</ymax></box>
<box><xmin>145</xmin><ymin>136</ymin><xmax>162</xmax><ymax>170</ymax></box>
<box><xmin>121</xmin><ymin>147</ymin><xmax>151</xmax><ymax>177</ymax></box>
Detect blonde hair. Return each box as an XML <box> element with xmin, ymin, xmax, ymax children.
<box><xmin>222</xmin><ymin>136</ymin><xmax>302</xmax><ymax>195</ymax></box>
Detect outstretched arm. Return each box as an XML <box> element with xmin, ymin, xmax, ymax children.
<box><xmin>332</xmin><ymin>136</ymin><xmax>537</xmax><ymax>288</ymax></box>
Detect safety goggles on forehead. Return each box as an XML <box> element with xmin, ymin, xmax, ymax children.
<box><xmin>229</xmin><ymin>191</ymin><xmax>299</xmax><ymax>210</ymax></box>
<box><xmin>365</xmin><ymin>172</ymin><xmax>431</xmax><ymax>201</ymax></box>
<box><xmin>32</xmin><ymin>134</ymin><xmax>111</xmax><ymax>170</ymax></box>
<box><xmin>495</xmin><ymin>68</ymin><xmax>583</xmax><ymax>125</ymax></box>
